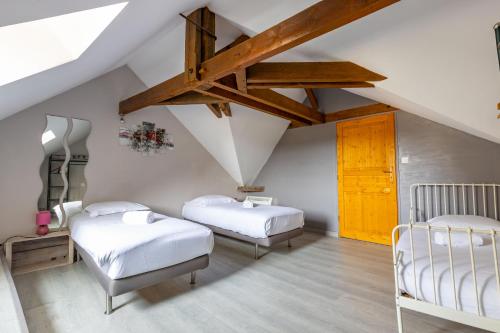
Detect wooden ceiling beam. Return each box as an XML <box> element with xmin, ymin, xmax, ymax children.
<box><xmin>120</xmin><ymin>74</ymin><xmax>197</xmax><ymax>115</ymax></box>
<box><xmin>201</xmin><ymin>7</ymin><xmax>216</xmax><ymax>62</ymax></box>
<box><xmin>212</xmin><ymin>76</ymin><xmax>323</xmax><ymax>124</ymax></box>
<box><xmin>246</xmin><ymin>88</ymin><xmax>324</xmax><ymax>124</ymax></box>
<box><xmin>235</xmin><ymin>70</ymin><xmax>247</xmax><ymax>92</ymax></box>
<box><xmin>324</xmin><ymin>103</ymin><xmax>397</xmax><ymax>123</ymax></box>
<box><xmin>195</xmin><ymin>87</ymin><xmax>310</xmax><ymax>126</ymax></box>
<box><xmin>247</xmin><ymin>82</ymin><xmax>375</xmax><ymax>89</ymax></box>
<box><xmin>246</xmin><ymin>62</ymin><xmax>386</xmax><ymax>84</ymax></box>
<box><xmin>305</xmin><ymin>88</ymin><xmax>319</xmax><ymax>110</ymax></box>
<box><xmin>120</xmin><ymin>0</ymin><xmax>399</xmax><ymax>115</ymax></box>
<box><xmin>157</xmin><ymin>91</ymin><xmax>225</xmax><ymax>105</ymax></box>
<box><xmin>184</xmin><ymin>7</ymin><xmax>215</xmax><ymax>83</ymax></box>
<box><xmin>184</xmin><ymin>9</ymin><xmax>202</xmax><ymax>83</ymax></box>
<box><xmin>199</xmin><ymin>0</ymin><xmax>398</xmax><ymax>82</ymax></box>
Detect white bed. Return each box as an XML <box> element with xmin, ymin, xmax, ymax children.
<box><xmin>393</xmin><ymin>183</ymin><xmax>500</xmax><ymax>332</ymax></box>
<box><xmin>182</xmin><ymin>195</ymin><xmax>304</xmax><ymax>259</ymax></box>
<box><xmin>396</xmin><ymin>224</ymin><xmax>500</xmax><ymax>319</ymax></box>
<box><xmin>69</xmin><ymin>212</ymin><xmax>214</xmax><ymax>279</ymax></box>
<box><xmin>182</xmin><ymin>201</ymin><xmax>304</xmax><ymax>239</ymax></box>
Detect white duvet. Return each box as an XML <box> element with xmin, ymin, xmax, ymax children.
<box><xmin>181</xmin><ymin>202</ymin><xmax>304</xmax><ymax>238</ymax></box>
<box><xmin>69</xmin><ymin>212</ymin><xmax>214</xmax><ymax>279</ymax></box>
<box><xmin>396</xmin><ymin>224</ymin><xmax>500</xmax><ymax>319</ymax></box>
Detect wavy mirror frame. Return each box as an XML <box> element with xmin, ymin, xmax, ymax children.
<box><xmin>39</xmin><ymin>115</ymin><xmax>90</xmax><ymax>231</ymax></box>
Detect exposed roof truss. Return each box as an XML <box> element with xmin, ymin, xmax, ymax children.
<box><xmin>119</xmin><ymin>0</ymin><xmax>399</xmax><ymax>126</ymax></box>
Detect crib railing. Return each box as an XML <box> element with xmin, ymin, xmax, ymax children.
<box><xmin>394</xmin><ymin>183</ymin><xmax>500</xmax><ymax>332</ymax></box>
<box><xmin>410</xmin><ymin>184</ymin><xmax>500</xmax><ymax>223</ymax></box>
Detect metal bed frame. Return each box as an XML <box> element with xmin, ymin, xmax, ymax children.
<box><xmin>392</xmin><ymin>184</ymin><xmax>500</xmax><ymax>332</ymax></box>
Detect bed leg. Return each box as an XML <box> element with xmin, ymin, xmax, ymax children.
<box><xmin>105</xmin><ymin>294</ymin><xmax>112</xmax><ymax>315</ymax></box>
<box><xmin>190</xmin><ymin>271</ymin><xmax>196</xmax><ymax>285</ymax></box>
<box><xmin>396</xmin><ymin>303</ymin><xmax>403</xmax><ymax>333</ymax></box>
<box><xmin>287</xmin><ymin>239</ymin><xmax>292</xmax><ymax>248</ymax></box>
<box><xmin>254</xmin><ymin>244</ymin><xmax>259</xmax><ymax>260</ymax></box>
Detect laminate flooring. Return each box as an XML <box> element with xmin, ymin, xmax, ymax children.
<box><xmin>14</xmin><ymin>233</ymin><xmax>487</xmax><ymax>333</ymax></box>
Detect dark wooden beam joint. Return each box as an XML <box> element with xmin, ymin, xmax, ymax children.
<box><xmin>207</xmin><ymin>104</ymin><xmax>223</xmax><ymax>118</ymax></box>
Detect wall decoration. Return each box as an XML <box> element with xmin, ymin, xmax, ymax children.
<box><xmin>119</xmin><ymin>119</ymin><xmax>174</xmax><ymax>155</ymax></box>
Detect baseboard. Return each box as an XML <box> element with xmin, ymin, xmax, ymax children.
<box><xmin>304</xmin><ymin>227</ymin><xmax>339</xmax><ymax>238</ymax></box>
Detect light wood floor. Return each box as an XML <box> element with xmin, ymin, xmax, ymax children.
<box><xmin>14</xmin><ymin>233</ymin><xmax>486</xmax><ymax>333</ymax></box>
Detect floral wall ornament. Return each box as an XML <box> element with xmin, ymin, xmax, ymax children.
<box><xmin>119</xmin><ymin>117</ymin><xmax>174</xmax><ymax>155</ymax></box>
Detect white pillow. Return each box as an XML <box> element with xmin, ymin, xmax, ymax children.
<box><xmin>85</xmin><ymin>201</ymin><xmax>150</xmax><ymax>218</ymax></box>
<box><xmin>185</xmin><ymin>195</ymin><xmax>236</xmax><ymax>207</ymax></box>
<box><xmin>428</xmin><ymin>215</ymin><xmax>500</xmax><ymax>247</ymax></box>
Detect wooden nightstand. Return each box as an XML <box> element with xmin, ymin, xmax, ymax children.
<box><xmin>4</xmin><ymin>230</ymin><xmax>74</xmax><ymax>276</ymax></box>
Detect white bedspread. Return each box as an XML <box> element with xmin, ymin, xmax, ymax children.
<box><xmin>182</xmin><ymin>202</ymin><xmax>304</xmax><ymax>238</ymax></box>
<box><xmin>69</xmin><ymin>212</ymin><xmax>214</xmax><ymax>280</ymax></box>
<box><xmin>396</xmin><ymin>224</ymin><xmax>500</xmax><ymax>319</ymax></box>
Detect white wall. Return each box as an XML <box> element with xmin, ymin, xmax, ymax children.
<box><xmin>0</xmin><ymin>66</ymin><xmax>237</xmax><ymax>240</ymax></box>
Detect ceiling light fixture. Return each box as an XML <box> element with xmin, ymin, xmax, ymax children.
<box><xmin>0</xmin><ymin>2</ymin><xmax>128</xmax><ymax>87</ymax></box>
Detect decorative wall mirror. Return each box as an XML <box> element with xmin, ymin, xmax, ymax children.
<box><xmin>38</xmin><ymin>115</ymin><xmax>91</xmax><ymax>230</ymax></box>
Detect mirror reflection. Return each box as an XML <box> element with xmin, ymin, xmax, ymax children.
<box><xmin>38</xmin><ymin>115</ymin><xmax>91</xmax><ymax>228</ymax></box>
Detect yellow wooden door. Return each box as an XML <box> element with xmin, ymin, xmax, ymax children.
<box><xmin>337</xmin><ymin>113</ymin><xmax>398</xmax><ymax>245</ymax></box>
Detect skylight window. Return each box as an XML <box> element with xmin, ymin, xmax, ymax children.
<box><xmin>42</xmin><ymin>130</ymin><xmax>56</xmax><ymax>145</ymax></box>
<box><xmin>0</xmin><ymin>2</ymin><xmax>128</xmax><ymax>87</ymax></box>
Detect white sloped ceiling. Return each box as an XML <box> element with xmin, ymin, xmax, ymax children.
<box><xmin>5</xmin><ymin>1</ymin><xmax>499</xmax><ymax>183</ymax></box>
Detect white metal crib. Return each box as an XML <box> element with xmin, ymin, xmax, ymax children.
<box><xmin>392</xmin><ymin>184</ymin><xmax>500</xmax><ymax>332</ymax></box>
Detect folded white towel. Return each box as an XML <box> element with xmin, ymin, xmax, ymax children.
<box><xmin>242</xmin><ymin>200</ymin><xmax>254</xmax><ymax>208</ymax></box>
<box><xmin>122</xmin><ymin>211</ymin><xmax>155</xmax><ymax>225</ymax></box>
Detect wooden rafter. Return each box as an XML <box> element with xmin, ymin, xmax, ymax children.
<box><xmin>157</xmin><ymin>91</ymin><xmax>224</xmax><ymax>105</ymax></box>
<box><xmin>305</xmin><ymin>89</ymin><xmax>319</xmax><ymax>110</ymax></box>
<box><xmin>212</xmin><ymin>75</ymin><xmax>323</xmax><ymax>123</ymax></box>
<box><xmin>235</xmin><ymin>70</ymin><xmax>247</xmax><ymax>92</ymax></box>
<box><xmin>184</xmin><ymin>7</ymin><xmax>215</xmax><ymax>84</ymax></box>
<box><xmin>184</xmin><ymin>9</ymin><xmax>202</xmax><ymax>83</ymax></box>
<box><xmin>119</xmin><ymin>0</ymin><xmax>399</xmax><ymax>126</ymax></box>
<box><xmin>324</xmin><ymin>103</ymin><xmax>397</xmax><ymax>123</ymax></box>
<box><xmin>197</xmin><ymin>0</ymin><xmax>398</xmax><ymax>82</ymax></box>
<box><xmin>246</xmin><ymin>82</ymin><xmax>375</xmax><ymax>89</ymax></box>
<box><xmin>246</xmin><ymin>62</ymin><xmax>385</xmax><ymax>84</ymax></box>
<box><xmin>195</xmin><ymin>87</ymin><xmax>310</xmax><ymax>126</ymax></box>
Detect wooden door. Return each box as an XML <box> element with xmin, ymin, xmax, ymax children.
<box><xmin>337</xmin><ymin>113</ymin><xmax>398</xmax><ymax>245</ymax></box>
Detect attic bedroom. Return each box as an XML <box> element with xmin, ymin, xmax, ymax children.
<box><xmin>1</xmin><ymin>1</ymin><xmax>500</xmax><ymax>332</ymax></box>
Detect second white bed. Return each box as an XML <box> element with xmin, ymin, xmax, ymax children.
<box><xmin>182</xmin><ymin>202</ymin><xmax>304</xmax><ymax>239</ymax></box>
<box><xmin>69</xmin><ymin>212</ymin><xmax>214</xmax><ymax>279</ymax></box>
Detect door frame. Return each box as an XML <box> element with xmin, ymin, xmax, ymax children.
<box><xmin>336</xmin><ymin>112</ymin><xmax>399</xmax><ymax>245</ymax></box>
